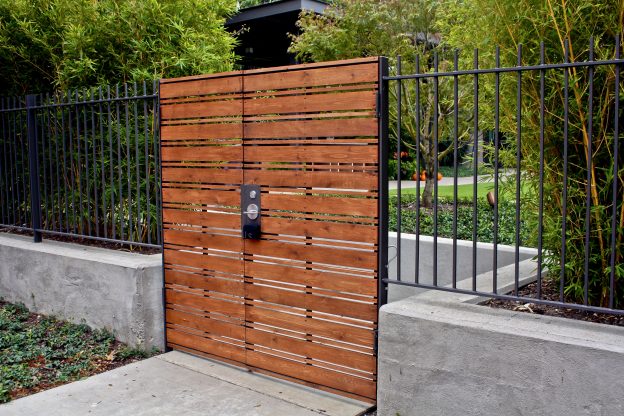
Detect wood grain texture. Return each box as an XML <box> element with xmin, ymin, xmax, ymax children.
<box><xmin>161</xmin><ymin>57</ymin><xmax>380</xmax><ymax>402</ymax></box>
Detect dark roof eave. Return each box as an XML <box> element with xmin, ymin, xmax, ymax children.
<box><xmin>227</xmin><ymin>0</ymin><xmax>328</xmax><ymax>26</ymax></box>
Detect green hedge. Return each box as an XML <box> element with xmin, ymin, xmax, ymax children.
<box><xmin>389</xmin><ymin>195</ymin><xmax>531</xmax><ymax>246</ymax></box>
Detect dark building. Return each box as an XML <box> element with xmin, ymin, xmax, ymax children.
<box><xmin>227</xmin><ymin>0</ymin><xmax>328</xmax><ymax>69</ymax></box>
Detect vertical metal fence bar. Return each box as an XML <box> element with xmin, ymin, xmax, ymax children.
<box><xmin>60</xmin><ymin>93</ymin><xmax>69</xmax><ymax>233</ymax></box>
<box><xmin>76</xmin><ymin>90</ymin><xmax>84</xmax><ymax>235</ymax></box>
<box><xmin>134</xmin><ymin>83</ymin><xmax>141</xmax><ymax>244</ymax></box>
<box><xmin>560</xmin><ymin>40</ymin><xmax>570</xmax><ymax>302</ymax></box>
<box><xmin>514</xmin><ymin>44</ymin><xmax>522</xmax><ymax>295</ymax></box>
<box><xmin>83</xmin><ymin>88</ymin><xmax>91</xmax><ymax>236</ymax></box>
<box><xmin>0</xmin><ymin>98</ymin><xmax>7</xmax><ymax>225</ymax></box>
<box><xmin>116</xmin><ymin>84</ymin><xmax>124</xmax><ymax>241</ymax></box>
<box><xmin>15</xmin><ymin>98</ymin><xmax>23</xmax><ymax>226</ymax></box>
<box><xmin>12</xmin><ymin>98</ymin><xmax>21</xmax><ymax>226</ymax></box>
<box><xmin>53</xmin><ymin>94</ymin><xmax>62</xmax><ymax>232</ymax></box>
<box><xmin>143</xmin><ymin>81</ymin><xmax>151</xmax><ymax>245</ymax></box>
<box><xmin>98</xmin><ymin>87</ymin><xmax>105</xmax><ymax>238</ymax></box>
<box><xmin>108</xmin><ymin>86</ymin><xmax>115</xmax><ymax>240</ymax></box>
<box><xmin>91</xmin><ymin>88</ymin><xmax>99</xmax><ymax>237</ymax></box>
<box><xmin>472</xmin><ymin>49</ymin><xmax>479</xmax><ymax>291</ymax></box>
<box><xmin>41</xmin><ymin>93</ymin><xmax>49</xmax><ymax>231</ymax></box>
<box><xmin>153</xmin><ymin>80</ymin><xmax>161</xmax><ymax>245</ymax></box>
<box><xmin>378</xmin><ymin>56</ymin><xmax>390</xmax><ymax>307</ymax></box>
<box><xmin>26</xmin><ymin>94</ymin><xmax>42</xmax><ymax>242</ymax></box>
<box><xmin>493</xmin><ymin>46</ymin><xmax>500</xmax><ymax>293</ymax></box>
<box><xmin>7</xmin><ymin>98</ymin><xmax>14</xmax><ymax>226</ymax></box>
<box><xmin>125</xmin><ymin>83</ymin><xmax>132</xmax><ymax>242</ymax></box>
<box><xmin>609</xmin><ymin>36</ymin><xmax>621</xmax><ymax>308</ymax></box>
<box><xmin>68</xmin><ymin>92</ymin><xmax>77</xmax><ymax>234</ymax></box>
<box><xmin>433</xmin><ymin>52</ymin><xmax>439</xmax><ymax>287</ymax></box>
<box><xmin>537</xmin><ymin>42</ymin><xmax>546</xmax><ymax>299</ymax></box>
<box><xmin>452</xmin><ymin>50</ymin><xmax>459</xmax><ymax>289</ymax></box>
<box><xmin>583</xmin><ymin>38</ymin><xmax>594</xmax><ymax>306</ymax></box>
<box><xmin>395</xmin><ymin>56</ymin><xmax>402</xmax><ymax>282</ymax></box>
<box><xmin>414</xmin><ymin>55</ymin><xmax>421</xmax><ymax>284</ymax></box>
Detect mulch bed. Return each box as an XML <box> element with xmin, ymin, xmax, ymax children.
<box><xmin>482</xmin><ymin>279</ymin><xmax>624</xmax><ymax>326</ymax></box>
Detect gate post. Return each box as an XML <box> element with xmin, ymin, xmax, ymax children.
<box><xmin>377</xmin><ymin>57</ymin><xmax>389</xmax><ymax>308</ymax></box>
<box><xmin>26</xmin><ymin>94</ymin><xmax>42</xmax><ymax>243</ymax></box>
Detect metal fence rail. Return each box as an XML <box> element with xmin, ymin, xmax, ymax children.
<box><xmin>0</xmin><ymin>81</ymin><xmax>161</xmax><ymax>249</ymax></box>
<box><xmin>382</xmin><ymin>38</ymin><xmax>623</xmax><ymax>315</ymax></box>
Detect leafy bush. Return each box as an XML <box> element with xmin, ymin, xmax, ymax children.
<box><xmin>440</xmin><ymin>0</ymin><xmax>623</xmax><ymax>307</ymax></box>
<box><xmin>389</xmin><ymin>195</ymin><xmax>530</xmax><ymax>246</ymax></box>
<box><xmin>0</xmin><ymin>0</ymin><xmax>238</xmax><ymax>95</ymax></box>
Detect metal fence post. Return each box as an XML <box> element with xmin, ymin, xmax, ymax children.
<box><xmin>377</xmin><ymin>56</ymin><xmax>389</xmax><ymax>309</ymax></box>
<box><xmin>26</xmin><ymin>94</ymin><xmax>42</xmax><ymax>242</ymax></box>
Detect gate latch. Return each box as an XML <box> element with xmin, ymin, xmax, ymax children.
<box><xmin>241</xmin><ymin>184</ymin><xmax>261</xmax><ymax>239</ymax></box>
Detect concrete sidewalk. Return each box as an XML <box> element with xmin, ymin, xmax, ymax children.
<box><xmin>0</xmin><ymin>351</ymin><xmax>371</xmax><ymax>416</ymax></box>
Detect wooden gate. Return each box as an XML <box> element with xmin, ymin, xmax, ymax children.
<box><xmin>159</xmin><ymin>57</ymin><xmax>386</xmax><ymax>402</ymax></box>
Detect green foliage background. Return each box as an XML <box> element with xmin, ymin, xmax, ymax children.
<box><xmin>0</xmin><ymin>0</ymin><xmax>238</xmax><ymax>95</ymax></box>
<box><xmin>439</xmin><ymin>0</ymin><xmax>624</xmax><ymax>307</ymax></box>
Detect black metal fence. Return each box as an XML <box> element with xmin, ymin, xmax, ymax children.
<box><xmin>381</xmin><ymin>38</ymin><xmax>623</xmax><ymax>315</ymax></box>
<box><xmin>0</xmin><ymin>82</ymin><xmax>161</xmax><ymax>249</ymax></box>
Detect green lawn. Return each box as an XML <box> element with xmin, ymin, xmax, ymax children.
<box><xmin>391</xmin><ymin>183</ymin><xmax>495</xmax><ymax>200</ymax></box>
<box><xmin>390</xmin><ymin>182</ymin><xmax>529</xmax><ymax>201</ymax></box>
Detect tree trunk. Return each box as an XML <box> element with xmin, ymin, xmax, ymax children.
<box><xmin>421</xmin><ymin>170</ymin><xmax>436</xmax><ymax>208</ymax></box>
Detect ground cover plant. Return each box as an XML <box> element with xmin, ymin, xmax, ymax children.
<box><xmin>390</xmin><ymin>194</ymin><xmax>530</xmax><ymax>246</ymax></box>
<box><xmin>0</xmin><ymin>301</ymin><xmax>156</xmax><ymax>403</ymax></box>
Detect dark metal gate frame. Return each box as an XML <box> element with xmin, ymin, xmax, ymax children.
<box><xmin>159</xmin><ymin>57</ymin><xmax>390</xmax><ymax>402</ymax></box>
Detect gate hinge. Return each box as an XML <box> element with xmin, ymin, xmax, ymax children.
<box><xmin>373</xmin><ymin>329</ymin><xmax>379</xmax><ymax>355</ymax></box>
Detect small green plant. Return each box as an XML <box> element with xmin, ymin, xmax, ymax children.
<box><xmin>0</xmin><ymin>301</ymin><xmax>151</xmax><ymax>403</ymax></box>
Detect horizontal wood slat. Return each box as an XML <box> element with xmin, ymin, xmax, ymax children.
<box><xmin>161</xmin><ymin>99</ymin><xmax>242</xmax><ymax>120</ymax></box>
<box><xmin>244</xmin><ymin>145</ymin><xmax>377</xmax><ymax>164</ymax></box>
<box><xmin>162</xmin><ymin>188</ymin><xmax>239</xmax><ymax>206</ymax></box>
<box><xmin>244</xmin><ymin>118</ymin><xmax>377</xmax><ymax>139</ymax></box>
<box><xmin>245</xmin><ymin>284</ymin><xmax>376</xmax><ymax>322</ymax></box>
<box><xmin>243</xmin><ymin>63</ymin><xmax>378</xmax><ymax>92</ymax></box>
<box><xmin>164</xmin><ymin>229</ymin><xmax>241</xmax><ymax>252</ymax></box>
<box><xmin>163</xmin><ymin>210</ymin><xmax>240</xmax><ymax>230</ymax></box>
<box><xmin>162</xmin><ymin>146</ymin><xmax>242</xmax><ymax>162</ymax></box>
<box><xmin>245</xmin><ymin>262</ymin><xmax>376</xmax><ymax>296</ymax></box>
<box><xmin>166</xmin><ymin>309</ymin><xmax>245</xmax><ymax>340</ymax></box>
<box><xmin>246</xmin><ymin>306</ymin><xmax>374</xmax><ymax>346</ymax></box>
<box><xmin>164</xmin><ymin>249</ymin><xmax>242</xmax><ymax>275</ymax></box>
<box><xmin>246</xmin><ymin>328</ymin><xmax>375</xmax><ymax>373</ymax></box>
<box><xmin>246</xmin><ymin>350</ymin><xmax>376</xmax><ymax>399</ymax></box>
<box><xmin>263</xmin><ymin>193</ymin><xmax>377</xmax><ymax>217</ymax></box>
<box><xmin>166</xmin><ymin>289</ymin><xmax>244</xmax><ymax>319</ymax></box>
<box><xmin>166</xmin><ymin>269</ymin><xmax>244</xmax><ymax>297</ymax></box>
<box><xmin>162</xmin><ymin>167</ymin><xmax>242</xmax><ymax>184</ymax></box>
<box><xmin>244</xmin><ymin>90</ymin><xmax>376</xmax><ymax>115</ymax></box>
<box><xmin>161</xmin><ymin>124</ymin><xmax>242</xmax><ymax>141</ymax></box>
<box><xmin>245</xmin><ymin>239</ymin><xmax>377</xmax><ymax>270</ymax></box>
<box><xmin>167</xmin><ymin>329</ymin><xmax>246</xmax><ymax>362</ymax></box>
<box><xmin>244</xmin><ymin>170</ymin><xmax>377</xmax><ymax>190</ymax></box>
<box><xmin>160</xmin><ymin>75</ymin><xmax>242</xmax><ymax>99</ymax></box>
<box><xmin>261</xmin><ymin>217</ymin><xmax>377</xmax><ymax>243</ymax></box>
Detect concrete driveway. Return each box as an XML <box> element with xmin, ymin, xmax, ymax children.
<box><xmin>0</xmin><ymin>351</ymin><xmax>371</xmax><ymax>416</ymax></box>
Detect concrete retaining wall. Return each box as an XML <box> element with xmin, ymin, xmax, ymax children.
<box><xmin>0</xmin><ymin>234</ymin><xmax>164</xmax><ymax>350</ymax></box>
<box><xmin>378</xmin><ymin>284</ymin><xmax>624</xmax><ymax>415</ymax></box>
<box><xmin>388</xmin><ymin>233</ymin><xmax>537</xmax><ymax>302</ymax></box>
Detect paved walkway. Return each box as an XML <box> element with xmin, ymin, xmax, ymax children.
<box><xmin>390</xmin><ymin>175</ymin><xmax>489</xmax><ymax>190</ymax></box>
<box><xmin>0</xmin><ymin>351</ymin><xmax>371</xmax><ymax>416</ymax></box>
